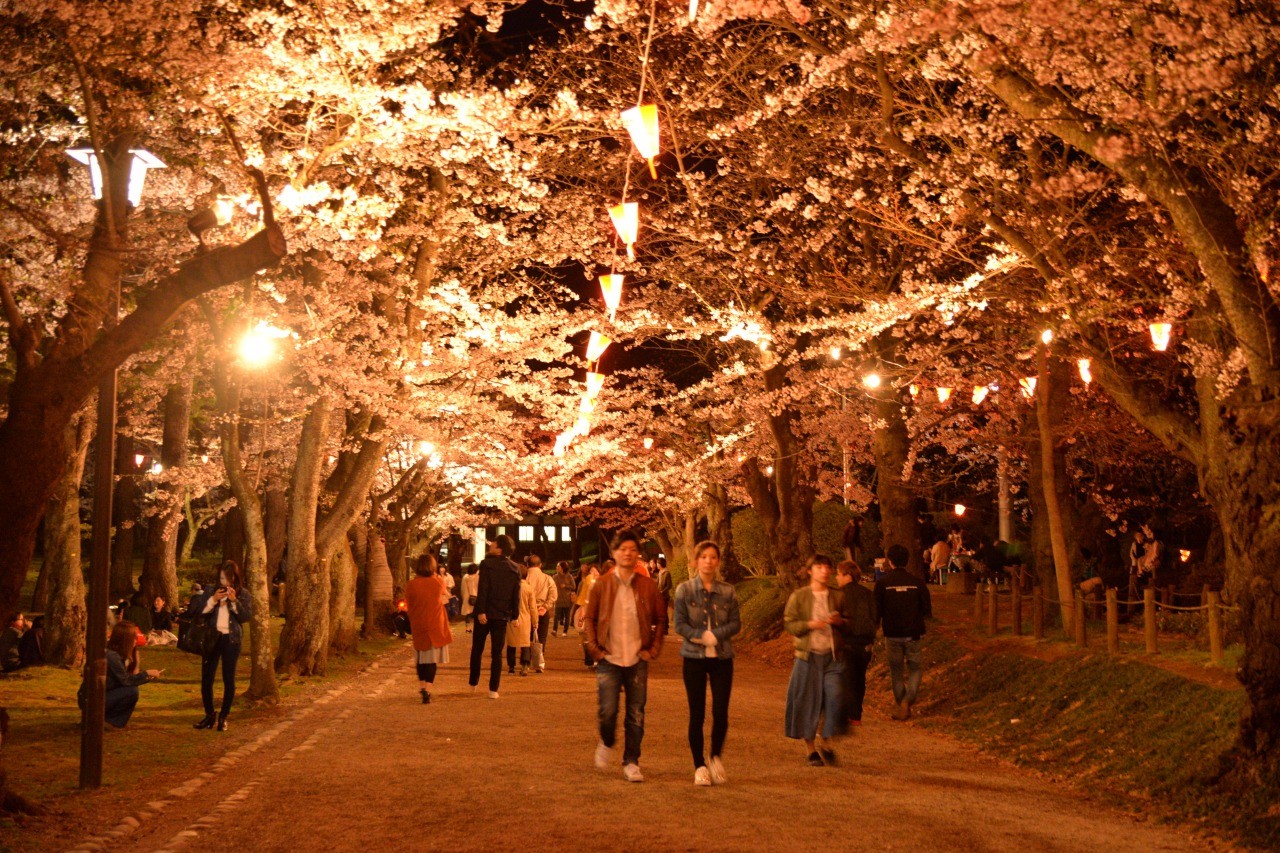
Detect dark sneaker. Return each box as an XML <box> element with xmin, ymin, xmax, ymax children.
<box><xmin>806</xmin><ymin>751</ymin><xmax>824</xmax><ymax>767</ymax></box>
<box><xmin>819</xmin><ymin>748</ymin><xmax>837</xmax><ymax>766</ymax></box>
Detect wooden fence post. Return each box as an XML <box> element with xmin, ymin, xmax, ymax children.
<box><xmin>1012</xmin><ymin>584</ymin><xmax>1023</xmax><ymax>637</ymax></box>
<box><xmin>1105</xmin><ymin>588</ymin><xmax>1119</xmax><ymax>654</ymax></box>
<box><xmin>1144</xmin><ymin>587</ymin><xmax>1158</xmax><ymax>655</ymax></box>
<box><xmin>1074</xmin><ymin>589</ymin><xmax>1087</xmax><ymax>648</ymax></box>
<box><xmin>973</xmin><ymin>581</ymin><xmax>983</xmax><ymax>625</ymax></box>
<box><xmin>1208</xmin><ymin>591</ymin><xmax>1224</xmax><ymax>666</ymax></box>
<box><xmin>1033</xmin><ymin>588</ymin><xmax>1045</xmax><ymax>640</ymax></box>
<box><xmin>987</xmin><ymin>582</ymin><xmax>998</xmax><ymax>635</ymax></box>
<box><xmin>1201</xmin><ymin>584</ymin><xmax>1211</xmax><ymax>608</ymax></box>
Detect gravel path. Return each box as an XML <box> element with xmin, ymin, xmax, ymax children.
<box><xmin>87</xmin><ymin>629</ymin><xmax>1196</xmax><ymax>853</ymax></box>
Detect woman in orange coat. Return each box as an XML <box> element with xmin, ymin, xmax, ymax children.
<box><xmin>406</xmin><ymin>553</ymin><xmax>453</xmax><ymax>704</ymax></box>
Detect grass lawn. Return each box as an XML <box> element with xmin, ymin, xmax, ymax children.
<box><xmin>0</xmin><ymin>615</ymin><xmax>400</xmax><ymax>815</ymax></box>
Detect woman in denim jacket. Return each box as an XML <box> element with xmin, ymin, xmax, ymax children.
<box><xmin>673</xmin><ymin>541</ymin><xmax>741</xmax><ymax>787</ymax></box>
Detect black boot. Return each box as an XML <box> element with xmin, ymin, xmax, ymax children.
<box><xmin>216</xmin><ymin>711</ymin><xmax>229</xmax><ymax>732</ymax></box>
<box><xmin>420</xmin><ymin>689</ymin><xmax>431</xmax><ymax>704</ymax></box>
<box><xmin>194</xmin><ymin>713</ymin><xmax>216</xmax><ymax>730</ymax></box>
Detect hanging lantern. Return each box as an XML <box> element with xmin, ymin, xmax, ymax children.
<box><xmin>585</xmin><ymin>331</ymin><xmax>612</xmax><ymax>363</ymax></box>
<box><xmin>971</xmin><ymin>386</ymin><xmax>989</xmax><ymax>405</ymax></box>
<box><xmin>954</xmin><ymin>503</ymin><xmax>966</xmax><ymax>516</ymax></box>
<box><xmin>1149</xmin><ymin>322</ymin><xmax>1172</xmax><ymax>351</ymax></box>
<box><xmin>862</xmin><ymin>372</ymin><xmax>881</xmax><ymax>389</ymax></box>
<box><xmin>642</xmin><ymin>437</ymin><xmax>654</xmax><ymax>450</ymax></box>
<box><xmin>585</xmin><ymin>371</ymin><xmax>606</xmax><ymax>399</ymax></box>
<box><xmin>1020</xmin><ymin>377</ymin><xmax>1037</xmax><ymax>398</ymax></box>
<box><xmin>1179</xmin><ymin>549</ymin><xmax>1191</xmax><ymax>563</ymax></box>
<box><xmin>134</xmin><ymin>453</ymin><xmax>145</xmax><ymax>468</ymax></box>
<box><xmin>620</xmin><ymin>104</ymin><xmax>660</xmax><ymax>179</ymax></box>
<box><xmin>579</xmin><ymin>396</ymin><xmax>596</xmax><ymax>415</ymax></box>
<box><xmin>608</xmin><ymin>202</ymin><xmax>639</xmax><ymax>259</ymax></box>
<box><xmin>688</xmin><ymin>0</ymin><xmax>699</xmax><ymax>21</ymax></box>
<box><xmin>908</xmin><ymin>384</ymin><xmax>919</xmax><ymax>397</ymax></box>
<box><xmin>200</xmin><ymin>454</ymin><xmax>210</xmax><ymax>464</ymax></box>
<box><xmin>599</xmin><ymin>274</ymin><xmax>624</xmax><ymax>321</ymax></box>
<box><xmin>936</xmin><ymin>387</ymin><xmax>952</xmax><ymax>404</ymax></box>
<box><xmin>554</xmin><ymin>433</ymin><xmax>571</xmax><ymax>457</ymax></box>
<box><xmin>1077</xmin><ymin>358</ymin><xmax>1092</xmax><ymax>385</ymax></box>
<box><xmin>1040</xmin><ymin>329</ymin><xmax>1054</xmax><ymax>345</ymax></box>
<box><xmin>829</xmin><ymin>346</ymin><xmax>841</xmax><ymax>360</ymax></box>
<box><xmin>574</xmin><ymin>414</ymin><xmax>592</xmax><ymax>437</ymax></box>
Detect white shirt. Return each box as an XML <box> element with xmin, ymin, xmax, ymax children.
<box><xmin>809</xmin><ymin>589</ymin><xmax>833</xmax><ymax>655</ymax></box>
<box><xmin>203</xmin><ymin>595</ymin><xmax>233</xmax><ymax>634</ymax></box>
<box><xmin>605</xmin><ymin>572</ymin><xmax>642</xmax><ymax>668</ymax></box>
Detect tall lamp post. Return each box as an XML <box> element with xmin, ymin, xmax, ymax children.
<box><xmin>69</xmin><ymin>145</ymin><xmax>164</xmax><ymax>789</ymax></box>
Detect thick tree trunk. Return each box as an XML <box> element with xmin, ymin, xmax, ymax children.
<box><xmin>1036</xmin><ymin>351</ymin><xmax>1077</xmax><ymax>627</ymax></box>
<box><xmin>872</xmin><ymin>391</ymin><xmax>925</xmax><ymax>578</ymax></box>
<box><xmin>42</xmin><ymin>416</ymin><xmax>93</xmax><ymax>668</ymax></box>
<box><xmin>704</xmin><ymin>483</ymin><xmax>742</xmax><ymax>582</ymax></box>
<box><xmin>276</xmin><ymin>397</ymin><xmax>333</xmax><ymax>676</ymax></box>
<box><xmin>30</xmin><ymin>559</ymin><xmax>51</xmax><ymax>613</ymax></box>
<box><xmin>328</xmin><ymin>535</ymin><xmax>359</xmax><ymax>654</ymax></box>
<box><xmin>222</xmin><ymin>504</ymin><xmax>246</xmax><ymax>569</ymax></box>
<box><xmin>109</xmin><ymin>432</ymin><xmax>138</xmax><ymax>599</ymax></box>
<box><xmin>140</xmin><ymin>381</ymin><xmax>192</xmax><ymax>610</ymax></box>
<box><xmin>263</xmin><ymin>476</ymin><xmax>288</xmax><ymax>586</ymax></box>
<box><xmin>1205</xmin><ymin>387</ymin><xmax>1280</xmax><ymax>768</ymax></box>
<box><xmin>361</xmin><ymin>525</ymin><xmax>394</xmax><ymax>638</ymax></box>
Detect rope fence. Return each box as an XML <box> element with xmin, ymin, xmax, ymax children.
<box><xmin>962</xmin><ymin>578</ymin><xmax>1234</xmax><ymax>665</ymax></box>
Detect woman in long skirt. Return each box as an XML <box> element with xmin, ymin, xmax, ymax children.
<box><xmin>406</xmin><ymin>553</ymin><xmax>453</xmax><ymax>703</ymax></box>
<box><xmin>783</xmin><ymin>555</ymin><xmax>846</xmax><ymax>766</ymax></box>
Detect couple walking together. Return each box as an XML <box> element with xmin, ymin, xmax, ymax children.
<box><xmin>582</xmin><ymin>532</ymin><xmax>742</xmax><ymax>786</ymax></box>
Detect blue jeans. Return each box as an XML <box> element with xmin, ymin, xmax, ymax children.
<box><xmin>596</xmin><ymin>659</ymin><xmax>649</xmax><ymax>765</ymax></box>
<box><xmin>105</xmin><ymin>685</ymin><xmax>139</xmax><ymax>728</ymax></box>
<box><xmin>886</xmin><ymin>638</ymin><xmax>923</xmax><ymax>706</ymax></box>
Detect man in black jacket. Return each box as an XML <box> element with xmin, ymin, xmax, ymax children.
<box><xmin>468</xmin><ymin>534</ymin><xmax>522</xmax><ymax>698</ymax></box>
<box><xmin>874</xmin><ymin>544</ymin><xmax>932</xmax><ymax>721</ymax></box>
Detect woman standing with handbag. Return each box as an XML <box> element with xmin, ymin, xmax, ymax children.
<box><xmin>674</xmin><ymin>541</ymin><xmax>741</xmax><ymax>787</ymax></box>
<box><xmin>406</xmin><ymin>554</ymin><xmax>453</xmax><ymax>703</ymax></box>
<box><xmin>194</xmin><ymin>561</ymin><xmax>252</xmax><ymax>732</ymax></box>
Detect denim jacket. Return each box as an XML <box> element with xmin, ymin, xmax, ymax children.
<box><xmin>673</xmin><ymin>578</ymin><xmax>741</xmax><ymax>659</ymax></box>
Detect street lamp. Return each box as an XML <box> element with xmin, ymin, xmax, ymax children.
<box><xmin>66</xmin><ymin>147</ymin><xmax>166</xmax><ymax>207</ymax></box>
<box><xmin>238</xmin><ymin>322</ymin><xmax>290</xmax><ymax>368</ymax></box>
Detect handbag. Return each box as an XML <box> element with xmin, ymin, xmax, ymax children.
<box><xmin>177</xmin><ymin>617</ymin><xmax>219</xmax><ymax>657</ymax></box>
<box><xmin>468</xmin><ymin>595</ymin><xmax>477</xmax><ymax>606</ymax></box>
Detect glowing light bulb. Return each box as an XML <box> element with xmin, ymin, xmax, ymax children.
<box><xmin>417</xmin><ymin>441</ymin><xmax>435</xmax><ymax>458</ymax></box>
<box><xmin>954</xmin><ymin>503</ymin><xmax>966</xmax><ymax>516</ymax></box>
<box><xmin>213</xmin><ymin>197</ymin><xmax>234</xmax><ymax>226</ymax></box>
<box><xmin>1077</xmin><ymin>358</ymin><xmax>1092</xmax><ymax>384</ymax></box>
<box><xmin>239</xmin><ymin>322</ymin><xmax>289</xmax><ymax>368</ymax></box>
<box><xmin>830</xmin><ymin>346</ymin><xmax>841</xmax><ymax>360</ymax></box>
<box><xmin>134</xmin><ymin>454</ymin><xmax>145</xmax><ymax>468</ymax></box>
<box><xmin>764</xmin><ymin>465</ymin><xmax>774</xmax><ymax>476</ymax></box>
<box><xmin>150</xmin><ymin>462</ymin><xmax>163</xmax><ymax>475</ymax></box>
<box><xmin>1040</xmin><ymin>329</ymin><xmax>1054</xmax><ymax>345</ymax></box>
<box><xmin>608</xmin><ymin>202</ymin><xmax>639</xmax><ymax>259</ymax></box>
<box><xmin>201</xmin><ymin>454</ymin><xmax>210</xmax><ymax>464</ymax></box>
<box><xmin>862</xmin><ymin>373</ymin><xmax>881</xmax><ymax>389</ymax></box>
<box><xmin>1149</xmin><ymin>322</ymin><xmax>1172</xmax><ymax>351</ymax></box>
<box><xmin>620</xmin><ymin>104</ymin><xmax>660</xmax><ymax>179</ymax></box>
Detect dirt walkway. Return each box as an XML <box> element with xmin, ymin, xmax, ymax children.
<box><xmin>57</xmin><ymin>629</ymin><xmax>1201</xmax><ymax>853</ymax></box>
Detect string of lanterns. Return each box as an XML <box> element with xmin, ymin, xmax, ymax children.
<box><xmin>554</xmin><ymin>0</ymin><xmax>664</xmax><ymax>459</ymax></box>
<box><xmin>870</xmin><ymin>322</ymin><xmax>1177</xmax><ymax>405</ymax></box>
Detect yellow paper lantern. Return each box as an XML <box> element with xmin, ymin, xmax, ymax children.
<box><xmin>599</xmin><ymin>274</ymin><xmax>624</xmax><ymax>321</ymax></box>
<box><xmin>608</xmin><ymin>202</ymin><xmax>639</xmax><ymax>259</ymax></box>
<box><xmin>1019</xmin><ymin>377</ymin><xmax>1037</xmax><ymax>398</ymax></box>
<box><xmin>585</xmin><ymin>372</ymin><xmax>606</xmax><ymax>399</ymax></box>
<box><xmin>908</xmin><ymin>384</ymin><xmax>919</xmax><ymax>397</ymax></box>
<box><xmin>954</xmin><ymin>503</ymin><xmax>966</xmax><ymax>516</ymax></box>
<box><xmin>585</xmin><ymin>331</ymin><xmax>612</xmax><ymax>363</ymax></box>
<box><xmin>936</xmin><ymin>387</ymin><xmax>952</xmax><ymax>404</ymax></box>
<box><xmin>971</xmin><ymin>386</ymin><xmax>989</xmax><ymax>405</ymax></box>
<box><xmin>1077</xmin><ymin>358</ymin><xmax>1092</xmax><ymax>384</ymax></box>
<box><xmin>620</xmin><ymin>104</ymin><xmax>660</xmax><ymax>179</ymax></box>
<box><xmin>642</xmin><ymin>437</ymin><xmax>654</xmax><ymax>450</ymax></box>
<box><xmin>1149</xmin><ymin>322</ymin><xmax>1172</xmax><ymax>351</ymax></box>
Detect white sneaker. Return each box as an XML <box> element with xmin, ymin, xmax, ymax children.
<box><xmin>708</xmin><ymin>755</ymin><xmax>727</xmax><ymax>785</ymax></box>
<box><xmin>488</xmin><ymin>691</ymin><xmax>499</xmax><ymax>699</ymax></box>
<box><xmin>623</xmin><ymin>763</ymin><xmax>644</xmax><ymax>783</ymax></box>
<box><xmin>694</xmin><ymin>766</ymin><xmax>712</xmax><ymax>787</ymax></box>
<box><xmin>594</xmin><ymin>741</ymin><xmax>613</xmax><ymax>770</ymax></box>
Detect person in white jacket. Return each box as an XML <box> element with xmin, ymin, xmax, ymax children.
<box><xmin>524</xmin><ymin>556</ymin><xmax>559</xmax><ymax>673</ymax></box>
<box><xmin>460</xmin><ymin>565</ymin><xmax>480</xmax><ymax>633</ymax></box>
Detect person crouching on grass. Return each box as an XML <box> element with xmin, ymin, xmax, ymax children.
<box><xmin>78</xmin><ymin>620</ymin><xmax>162</xmax><ymax>730</ymax></box>
<box><xmin>783</xmin><ymin>555</ymin><xmax>846</xmax><ymax>766</ymax></box>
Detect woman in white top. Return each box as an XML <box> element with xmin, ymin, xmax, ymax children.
<box><xmin>193</xmin><ymin>561</ymin><xmax>252</xmax><ymax>732</ymax></box>
<box><xmin>782</xmin><ymin>555</ymin><xmax>846</xmax><ymax>766</ymax></box>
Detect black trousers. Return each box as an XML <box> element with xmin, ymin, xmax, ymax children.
<box><xmin>415</xmin><ymin>662</ymin><xmax>438</xmax><ymax>684</ymax></box>
<box><xmin>506</xmin><ymin>644</ymin><xmax>531</xmax><ymax>668</ymax></box>
<box><xmin>682</xmin><ymin>656</ymin><xmax>734</xmax><ymax>768</ymax></box>
<box><xmin>535</xmin><ymin>612</ymin><xmax>551</xmax><ymax>644</ymax></box>
<box><xmin>201</xmin><ymin>635</ymin><xmax>240</xmax><ymax>716</ymax></box>
<box><xmin>843</xmin><ymin>644</ymin><xmax>873</xmax><ymax>722</ymax></box>
<box><xmin>468</xmin><ymin>618</ymin><xmax>508</xmax><ymax>692</ymax></box>
<box><xmin>553</xmin><ymin>605</ymin><xmax>571</xmax><ymax>633</ymax></box>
